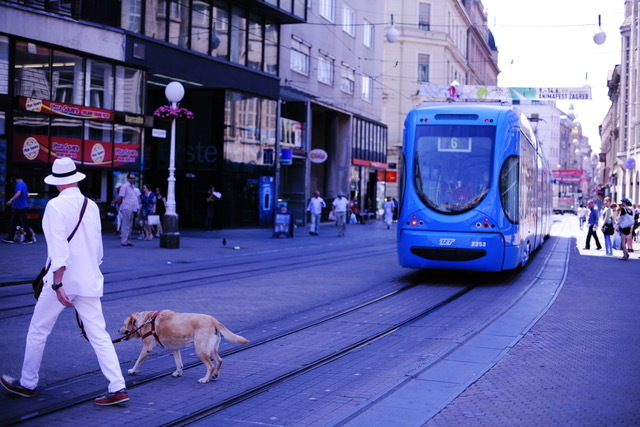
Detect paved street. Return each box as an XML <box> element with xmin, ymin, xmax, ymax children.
<box><xmin>0</xmin><ymin>215</ymin><xmax>638</xmax><ymax>426</ymax></box>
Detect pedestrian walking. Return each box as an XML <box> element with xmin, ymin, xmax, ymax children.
<box><xmin>154</xmin><ymin>187</ymin><xmax>166</xmax><ymax>237</ymax></box>
<box><xmin>583</xmin><ymin>200</ymin><xmax>601</xmax><ymax>250</ymax></box>
<box><xmin>204</xmin><ymin>186</ymin><xmax>222</xmax><ymax>231</ymax></box>
<box><xmin>115</xmin><ymin>173</ymin><xmax>140</xmax><ymax>247</ymax></box>
<box><xmin>617</xmin><ymin>198</ymin><xmax>634</xmax><ymax>261</ymax></box>
<box><xmin>1</xmin><ymin>157</ymin><xmax>129</xmax><ymax>406</ymax></box>
<box><xmin>577</xmin><ymin>204</ymin><xmax>588</xmax><ymax>230</ymax></box>
<box><xmin>383</xmin><ymin>197</ymin><xmax>394</xmax><ymax>229</ymax></box>
<box><xmin>306</xmin><ymin>191</ymin><xmax>326</xmax><ymax>236</ymax></box>
<box><xmin>139</xmin><ymin>185</ymin><xmax>156</xmax><ymax>241</ymax></box>
<box><xmin>601</xmin><ymin>197</ymin><xmax>614</xmax><ymax>256</ymax></box>
<box><xmin>2</xmin><ymin>173</ymin><xmax>35</xmax><ymax>244</ymax></box>
<box><xmin>332</xmin><ymin>192</ymin><xmax>350</xmax><ymax>237</ymax></box>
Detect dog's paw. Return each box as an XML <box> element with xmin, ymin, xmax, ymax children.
<box><xmin>197</xmin><ymin>377</ymin><xmax>210</xmax><ymax>384</ymax></box>
<box><xmin>128</xmin><ymin>369</ymin><xmax>137</xmax><ymax>375</ymax></box>
<box><xmin>172</xmin><ymin>371</ymin><xmax>183</xmax><ymax>378</ymax></box>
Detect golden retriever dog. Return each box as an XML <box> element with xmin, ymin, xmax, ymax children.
<box><xmin>119</xmin><ymin>310</ymin><xmax>249</xmax><ymax>383</ymax></box>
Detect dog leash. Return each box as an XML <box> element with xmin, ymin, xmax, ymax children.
<box><xmin>109</xmin><ymin>311</ymin><xmax>163</xmax><ymax>347</ymax></box>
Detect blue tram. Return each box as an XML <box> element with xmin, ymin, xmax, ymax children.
<box><xmin>397</xmin><ymin>103</ymin><xmax>552</xmax><ymax>271</ymax></box>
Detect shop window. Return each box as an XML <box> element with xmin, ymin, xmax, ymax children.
<box><xmin>212</xmin><ymin>1</ymin><xmax>229</xmax><ymax>60</ymax></box>
<box><xmin>86</xmin><ymin>59</ymin><xmax>114</xmax><ymax>110</ymax></box>
<box><xmin>114</xmin><ymin>124</ymin><xmax>142</xmax><ymax>170</ymax></box>
<box><xmin>115</xmin><ymin>66</ymin><xmax>143</xmax><ymax>114</ymax></box>
<box><xmin>230</xmin><ymin>7</ymin><xmax>247</xmax><ymax>65</ymax></box>
<box><xmin>50</xmin><ymin>117</ymin><xmax>82</xmax><ymax>162</ymax></box>
<box><xmin>84</xmin><ymin>120</ymin><xmax>114</xmax><ymax>167</ymax></box>
<box><xmin>14</xmin><ymin>41</ymin><xmax>51</xmax><ymax>100</ymax></box>
<box><xmin>52</xmin><ymin>50</ymin><xmax>84</xmax><ymax>105</ymax></box>
<box><xmin>224</xmin><ymin>92</ymin><xmax>277</xmax><ymax>165</ymax></box>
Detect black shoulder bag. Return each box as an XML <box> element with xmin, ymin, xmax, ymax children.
<box><xmin>32</xmin><ymin>197</ymin><xmax>88</xmax><ymax>300</ymax></box>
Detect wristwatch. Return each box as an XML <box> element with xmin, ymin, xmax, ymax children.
<box><xmin>52</xmin><ymin>283</ymin><xmax>63</xmax><ymax>291</ymax></box>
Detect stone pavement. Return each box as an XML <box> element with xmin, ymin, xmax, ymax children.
<box><xmin>1</xmin><ymin>217</ymin><xmax>638</xmax><ymax>425</ymax></box>
<box><xmin>422</xmin><ymin>223</ymin><xmax>640</xmax><ymax>425</ymax></box>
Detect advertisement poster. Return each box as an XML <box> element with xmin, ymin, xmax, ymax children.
<box><xmin>50</xmin><ymin>136</ymin><xmax>82</xmax><ymax>161</ymax></box>
<box><xmin>114</xmin><ymin>142</ymin><xmax>140</xmax><ymax>169</ymax></box>
<box><xmin>13</xmin><ymin>134</ymin><xmax>49</xmax><ymax>164</ymax></box>
<box><xmin>83</xmin><ymin>139</ymin><xmax>113</xmax><ymax>167</ymax></box>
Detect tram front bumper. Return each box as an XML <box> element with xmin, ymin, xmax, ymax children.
<box><xmin>398</xmin><ymin>230</ymin><xmax>506</xmax><ymax>271</ymax></box>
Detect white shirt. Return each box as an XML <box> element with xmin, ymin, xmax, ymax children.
<box><xmin>119</xmin><ymin>182</ymin><xmax>140</xmax><ymax>212</ymax></box>
<box><xmin>307</xmin><ymin>196</ymin><xmax>326</xmax><ymax>215</ymax></box>
<box><xmin>42</xmin><ymin>187</ymin><xmax>104</xmax><ymax>297</ymax></box>
<box><xmin>332</xmin><ymin>197</ymin><xmax>350</xmax><ymax>213</ymax></box>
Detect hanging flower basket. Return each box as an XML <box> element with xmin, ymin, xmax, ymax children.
<box><xmin>154</xmin><ymin>105</ymin><xmax>195</xmax><ymax>122</ymax></box>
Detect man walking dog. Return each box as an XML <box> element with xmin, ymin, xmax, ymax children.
<box><xmin>1</xmin><ymin>158</ymin><xmax>129</xmax><ymax>406</ymax></box>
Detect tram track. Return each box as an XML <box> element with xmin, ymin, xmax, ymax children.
<box><xmin>0</xmin><ymin>244</ymin><xmax>393</xmax><ymax>317</ymax></box>
<box><xmin>5</xmin><ymin>276</ymin><xmax>475</xmax><ymax>426</ymax></box>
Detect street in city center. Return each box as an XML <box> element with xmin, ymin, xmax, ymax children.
<box><xmin>0</xmin><ymin>215</ymin><xmax>638</xmax><ymax>425</ymax></box>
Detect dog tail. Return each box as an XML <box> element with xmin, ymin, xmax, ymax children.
<box><xmin>219</xmin><ymin>325</ymin><xmax>249</xmax><ymax>345</ymax></box>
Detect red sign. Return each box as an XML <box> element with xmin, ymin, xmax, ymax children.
<box><xmin>51</xmin><ymin>136</ymin><xmax>82</xmax><ymax>161</ymax></box>
<box><xmin>13</xmin><ymin>134</ymin><xmax>49</xmax><ymax>163</ymax></box>
<box><xmin>556</xmin><ymin>176</ymin><xmax>590</xmax><ymax>183</ymax></box>
<box><xmin>84</xmin><ymin>139</ymin><xmax>114</xmax><ymax>167</ymax></box>
<box><xmin>114</xmin><ymin>143</ymin><xmax>140</xmax><ymax>168</ymax></box>
<box><xmin>18</xmin><ymin>97</ymin><xmax>115</xmax><ymax>122</ymax></box>
<box><xmin>552</xmin><ymin>169</ymin><xmax>584</xmax><ymax>177</ymax></box>
<box><xmin>386</xmin><ymin>171</ymin><xmax>398</xmax><ymax>182</ymax></box>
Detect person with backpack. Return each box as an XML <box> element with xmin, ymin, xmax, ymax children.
<box><xmin>616</xmin><ymin>198</ymin><xmax>635</xmax><ymax>261</ymax></box>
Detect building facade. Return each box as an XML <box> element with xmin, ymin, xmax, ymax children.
<box><xmin>382</xmin><ymin>0</ymin><xmax>499</xmax><ymax>198</ymax></box>
<box><xmin>600</xmin><ymin>0</ymin><xmax>640</xmax><ymax>204</ymax></box>
<box><xmin>278</xmin><ymin>0</ymin><xmax>387</xmax><ymax>221</ymax></box>
<box><xmin>0</xmin><ymin>0</ymin><xmax>305</xmax><ymax>230</ymax></box>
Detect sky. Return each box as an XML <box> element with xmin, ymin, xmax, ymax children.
<box><xmin>480</xmin><ymin>0</ymin><xmax>625</xmax><ymax>151</ymax></box>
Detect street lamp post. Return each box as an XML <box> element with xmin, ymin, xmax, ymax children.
<box><xmin>160</xmin><ymin>81</ymin><xmax>185</xmax><ymax>249</ymax></box>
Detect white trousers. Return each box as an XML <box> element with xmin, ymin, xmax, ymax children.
<box><xmin>20</xmin><ymin>291</ymin><xmax>126</xmax><ymax>392</ymax></box>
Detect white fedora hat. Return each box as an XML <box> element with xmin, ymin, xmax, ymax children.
<box><xmin>44</xmin><ymin>157</ymin><xmax>86</xmax><ymax>185</ymax></box>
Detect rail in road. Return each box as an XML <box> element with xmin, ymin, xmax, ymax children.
<box><xmin>0</xmin><ymin>218</ymin><xmax>572</xmax><ymax>425</ymax></box>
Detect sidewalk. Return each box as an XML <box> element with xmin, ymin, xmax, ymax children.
<box><xmin>423</xmin><ymin>220</ymin><xmax>640</xmax><ymax>425</ymax></box>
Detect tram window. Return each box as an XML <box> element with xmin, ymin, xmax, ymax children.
<box><xmin>499</xmin><ymin>155</ymin><xmax>519</xmax><ymax>223</ymax></box>
<box><xmin>414</xmin><ymin>124</ymin><xmax>494</xmax><ymax>214</ymax></box>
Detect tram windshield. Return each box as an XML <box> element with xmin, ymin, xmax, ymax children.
<box><xmin>414</xmin><ymin>124</ymin><xmax>495</xmax><ymax>214</ymax></box>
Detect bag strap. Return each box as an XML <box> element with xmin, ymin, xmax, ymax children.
<box><xmin>43</xmin><ymin>197</ymin><xmax>89</xmax><ymax>272</ymax></box>
<box><xmin>67</xmin><ymin>197</ymin><xmax>88</xmax><ymax>242</ymax></box>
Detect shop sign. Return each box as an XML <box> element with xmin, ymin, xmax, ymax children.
<box><xmin>308</xmin><ymin>148</ymin><xmax>328</xmax><ymax>164</ymax></box>
<box><xmin>18</xmin><ymin>96</ymin><xmax>114</xmax><ymax>121</ymax></box>
<box><xmin>386</xmin><ymin>171</ymin><xmax>398</xmax><ymax>182</ymax></box>
<box><xmin>280</xmin><ymin>148</ymin><xmax>293</xmax><ymax>165</ymax></box>
<box><xmin>552</xmin><ymin>169</ymin><xmax>583</xmax><ymax>177</ymax></box>
<box><xmin>626</xmin><ymin>158</ymin><xmax>636</xmax><ymax>169</ymax></box>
